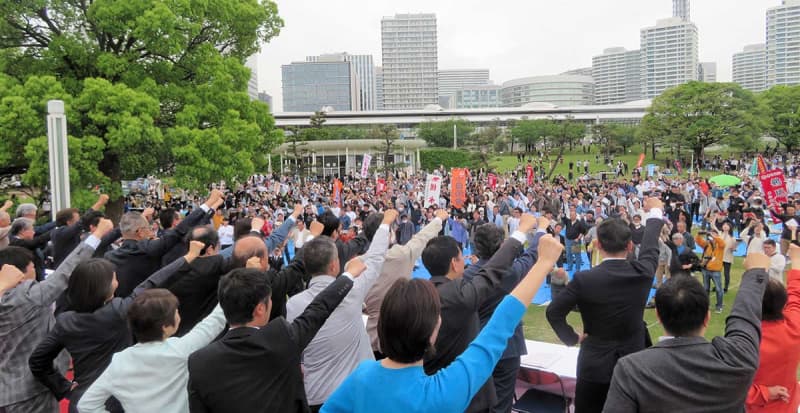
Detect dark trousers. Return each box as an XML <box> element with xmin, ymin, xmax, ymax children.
<box><xmin>492</xmin><ymin>356</ymin><xmax>521</xmax><ymax>413</ymax></box>
<box><xmin>309</xmin><ymin>404</ymin><xmax>322</xmax><ymax>413</ymax></box>
<box><xmin>574</xmin><ymin>379</ymin><xmax>610</xmax><ymax>413</ymax></box>
<box><xmin>723</xmin><ymin>261</ymin><xmax>732</xmax><ymax>291</ymax></box>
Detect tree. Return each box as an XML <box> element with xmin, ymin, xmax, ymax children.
<box><xmin>368</xmin><ymin>124</ymin><xmax>400</xmax><ymax>179</ymax></box>
<box><xmin>284</xmin><ymin>127</ymin><xmax>310</xmax><ymax>185</ymax></box>
<box><xmin>417</xmin><ymin>119</ymin><xmax>475</xmax><ymax>148</ymax></box>
<box><xmin>546</xmin><ymin>118</ymin><xmax>586</xmax><ymax>181</ymax></box>
<box><xmin>591</xmin><ymin>123</ymin><xmax>638</xmax><ymax>157</ymax></box>
<box><xmin>641</xmin><ymin>81</ymin><xmax>764</xmax><ymax>163</ymax></box>
<box><xmin>0</xmin><ymin>0</ymin><xmax>284</xmax><ymax>219</ymax></box>
<box><xmin>510</xmin><ymin>119</ymin><xmax>556</xmax><ymax>153</ymax></box>
<box><xmin>472</xmin><ymin>120</ymin><xmax>503</xmax><ymax>168</ymax></box>
<box><xmin>760</xmin><ymin>85</ymin><xmax>800</xmax><ymax>153</ymax></box>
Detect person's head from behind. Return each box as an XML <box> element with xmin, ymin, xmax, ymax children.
<box><xmin>119</xmin><ymin>212</ymin><xmax>152</xmax><ymax>241</ymax></box>
<box><xmin>378</xmin><ymin>278</ymin><xmax>441</xmax><ymax>363</ymax></box>
<box><xmin>302</xmin><ymin>236</ymin><xmax>339</xmax><ymax>277</ymax></box>
<box><xmin>473</xmin><ymin>224</ymin><xmax>503</xmax><ymax>260</ymax></box>
<box><xmin>10</xmin><ymin>218</ymin><xmax>35</xmax><ymax>241</ymax></box>
<box><xmin>0</xmin><ymin>246</ymin><xmax>35</xmax><ymax>282</ymax></box>
<box><xmin>655</xmin><ymin>275</ymin><xmax>710</xmax><ymax>337</ymax></box>
<box><xmin>55</xmin><ymin>208</ymin><xmax>80</xmax><ymax>227</ymax></box>
<box><xmin>187</xmin><ymin>226</ymin><xmax>220</xmax><ymax>257</ymax></box>
<box><xmin>362</xmin><ymin>213</ymin><xmax>384</xmax><ymax>243</ymax></box>
<box><xmin>217</xmin><ymin>268</ymin><xmax>272</xmax><ymax>328</ymax></box>
<box><xmin>422</xmin><ymin>236</ymin><xmax>464</xmax><ymax>279</ymax></box>
<box><xmin>83</xmin><ymin>210</ymin><xmax>105</xmax><ymax>233</ymax></box>
<box><xmin>596</xmin><ymin>218</ymin><xmax>632</xmax><ymax>258</ymax></box>
<box><xmin>159</xmin><ymin>208</ymin><xmax>181</xmax><ymax>230</ymax></box>
<box><xmin>232</xmin><ymin>235</ymin><xmax>268</xmax><ymax>270</ymax></box>
<box><xmin>68</xmin><ymin>259</ymin><xmax>117</xmax><ymax>313</ymax></box>
<box><xmin>318</xmin><ymin>211</ymin><xmax>342</xmax><ymax>239</ymax></box>
<box><xmin>127</xmin><ymin>289</ymin><xmax>180</xmax><ymax>343</ymax></box>
<box><xmin>15</xmin><ymin>203</ymin><xmax>37</xmax><ymax>220</ymax></box>
<box><xmin>762</xmin><ymin>278</ymin><xmax>788</xmax><ymax>322</ymax></box>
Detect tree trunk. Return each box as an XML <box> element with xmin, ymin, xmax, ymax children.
<box><xmin>99</xmin><ymin>151</ymin><xmax>124</xmax><ymax>223</ymax></box>
<box><xmin>546</xmin><ymin>144</ymin><xmax>566</xmax><ymax>181</ymax></box>
<box><xmin>651</xmin><ymin>141</ymin><xmax>656</xmax><ymax>160</ymax></box>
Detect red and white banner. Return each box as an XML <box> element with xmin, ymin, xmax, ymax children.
<box><xmin>526</xmin><ymin>165</ymin><xmax>533</xmax><ymax>186</ymax></box>
<box><xmin>488</xmin><ymin>173</ymin><xmax>497</xmax><ymax>190</ymax></box>
<box><xmin>360</xmin><ymin>154</ymin><xmax>371</xmax><ymax>179</ymax></box>
<box><xmin>636</xmin><ymin>153</ymin><xmax>645</xmax><ymax>169</ymax></box>
<box><xmin>674</xmin><ymin>160</ymin><xmax>682</xmax><ymax>174</ymax></box>
<box><xmin>332</xmin><ymin>179</ymin><xmax>343</xmax><ymax>207</ymax></box>
<box><xmin>451</xmin><ymin>168</ymin><xmax>468</xmax><ymax>209</ymax></box>
<box><xmin>424</xmin><ymin>175</ymin><xmax>443</xmax><ymax>208</ymax></box>
<box><xmin>760</xmin><ymin>169</ymin><xmax>788</xmax><ymax>211</ymax></box>
<box><xmin>376</xmin><ymin>178</ymin><xmax>386</xmax><ymax>194</ymax></box>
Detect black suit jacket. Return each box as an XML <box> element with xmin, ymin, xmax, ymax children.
<box><xmin>187</xmin><ymin>275</ymin><xmax>354</xmax><ymax>413</ymax></box>
<box><xmin>105</xmin><ymin>207</ymin><xmax>206</xmax><ymax>297</ymax></box>
<box><xmin>546</xmin><ymin>216</ymin><xmax>664</xmax><ymax>383</ymax></box>
<box><xmin>425</xmin><ymin>237</ymin><xmax>522</xmax><ymax>413</ymax></box>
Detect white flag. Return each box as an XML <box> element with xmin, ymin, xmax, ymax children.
<box><xmin>424</xmin><ymin>175</ymin><xmax>443</xmax><ymax>208</ymax></box>
<box><xmin>361</xmin><ymin>154</ymin><xmax>372</xmax><ymax>179</ymax></box>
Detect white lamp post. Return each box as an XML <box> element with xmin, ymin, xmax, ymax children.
<box><xmin>47</xmin><ymin>100</ymin><xmax>70</xmax><ymax>219</ymax></box>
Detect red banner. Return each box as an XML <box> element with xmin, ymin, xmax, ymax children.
<box><xmin>674</xmin><ymin>160</ymin><xmax>682</xmax><ymax>174</ymax></box>
<box><xmin>488</xmin><ymin>173</ymin><xmax>497</xmax><ymax>190</ymax></box>
<box><xmin>636</xmin><ymin>153</ymin><xmax>645</xmax><ymax>169</ymax></box>
<box><xmin>451</xmin><ymin>168</ymin><xmax>467</xmax><ymax>209</ymax></box>
<box><xmin>526</xmin><ymin>165</ymin><xmax>533</xmax><ymax>186</ymax></box>
<box><xmin>760</xmin><ymin>169</ymin><xmax>788</xmax><ymax>210</ymax></box>
<box><xmin>332</xmin><ymin>179</ymin><xmax>343</xmax><ymax>206</ymax></box>
<box><xmin>376</xmin><ymin>178</ymin><xmax>386</xmax><ymax>194</ymax></box>
<box><xmin>756</xmin><ymin>155</ymin><xmax>769</xmax><ymax>175</ymax></box>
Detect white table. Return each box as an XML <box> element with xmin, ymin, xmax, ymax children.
<box><xmin>520</xmin><ymin>339</ymin><xmax>579</xmax><ymax>380</ymax></box>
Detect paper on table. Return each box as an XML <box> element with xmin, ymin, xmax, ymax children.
<box><xmin>523</xmin><ymin>353</ymin><xmax>561</xmax><ymax>370</ymax></box>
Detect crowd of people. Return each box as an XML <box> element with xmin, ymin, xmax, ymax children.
<box><xmin>1</xmin><ymin>151</ymin><xmax>800</xmax><ymax>412</ymax></box>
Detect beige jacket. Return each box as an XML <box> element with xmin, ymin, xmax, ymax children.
<box><xmin>363</xmin><ymin>217</ymin><xmax>443</xmax><ymax>352</ymax></box>
<box><xmin>0</xmin><ymin>226</ymin><xmax>9</xmax><ymax>250</ymax></box>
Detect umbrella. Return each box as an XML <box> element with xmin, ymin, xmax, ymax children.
<box><xmin>709</xmin><ymin>174</ymin><xmax>741</xmax><ymax>187</ymax></box>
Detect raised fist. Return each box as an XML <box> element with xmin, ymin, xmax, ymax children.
<box><xmin>643</xmin><ymin>197</ymin><xmax>663</xmax><ymax>212</ymax></box>
<box><xmin>537</xmin><ymin>235</ymin><xmax>564</xmax><ymax>265</ymax></box>
<box><xmin>187</xmin><ymin>240</ymin><xmax>206</xmax><ymax>259</ymax></box>
<box><xmin>434</xmin><ymin>209</ymin><xmax>449</xmax><ymax>221</ymax></box>
<box><xmin>518</xmin><ymin>213</ymin><xmax>537</xmax><ymax>233</ymax></box>
<box><xmin>344</xmin><ymin>257</ymin><xmax>367</xmax><ymax>278</ymax></box>
<box><xmin>382</xmin><ymin>209</ymin><xmax>399</xmax><ymax>225</ymax></box>
<box><xmin>92</xmin><ymin>218</ymin><xmax>114</xmax><ymax>238</ymax></box>
<box><xmin>743</xmin><ymin>252</ymin><xmax>770</xmax><ymax>271</ymax></box>
<box><xmin>309</xmin><ymin>220</ymin><xmax>325</xmax><ymax>237</ymax></box>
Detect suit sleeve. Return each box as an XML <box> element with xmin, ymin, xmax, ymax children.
<box><xmin>119</xmin><ymin>256</ymin><xmax>188</xmax><ymax>314</ymax></box>
<box><xmin>171</xmin><ymin>304</ymin><xmax>227</xmax><ymax>356</ymax></box>
<box><xmin>504</xmin><ymin>231</ymin><xmax>544</xmax><ymax>294</ymax></box>
<box><xmin>457</xmin><ymin>238</ymin><xmax>522</xmax><ymax>311</ymax></box>
<box><xmin>353</xmin><ymin>225</ymin><xmax>390</xmax><ymax>296</ymax></box>
<box><xmin>632</xmin><ymin>217</ymin><xmax>664</xmax><ymax>277</ymax></box>
<box><xmin>388</xmin><ymin>218</ymin><xmax>442</xmax><ymax>266</ymax></box>
<box><xmin>286</xmin><ymin>275</ymin><xmax>354</xmax><ymax>350</ymax></box>
<box><xmin>28</xmin><ymin>327</ymin><xmax>71</xmax><ymax>400</ymax></box>
<box><xmin>546</xmin><ymin>274</ymin><xmax>582</xmax><ymax>346</ymax></box>
<box><xmin>603</xmin><ymin>359</ymin><xmax>639</xmax><ymax>412</ymax></box>
<box><xmin>715</xmin><ymin>268</ymin><xmax>768</xmax><ymax>371</ymax></box>
<box><xmin>93</xmin><ymin>227</ymin><xmax>121</xmax><ymax>257</ymax></box>
<box><xmin>13</xmin><ymin>229</ymin><xmax>51</xmax><ymax>250</ymax></box>
<box><xmin>272</xmin><ymin>258</ymin><xmax>307</xmax><ymax>301</ymax></box>
<box><xmin>265</xmin><ymin>217</ymin><xmax>295</xmax><ymax>252</ymax></box>
<box><xmin>27</xmin><ymin>242</ymin><xmax>95</xmax><ymax>306</ymax></box>
<box><xmin>188</xmin><ymin>373</ymin><xmax>212</xmax><ymax>413</ymax></box>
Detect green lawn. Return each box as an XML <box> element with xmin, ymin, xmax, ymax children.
<box><xmin>522</xmin><ymin>256</ymin><xmax>747</xmax><ymax>344</ymax></box>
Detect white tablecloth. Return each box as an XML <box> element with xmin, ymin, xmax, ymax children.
<box><xmin>520</xmin><ymin>339</ymin><xmax>579</xmax><ymax>380</ymax></box>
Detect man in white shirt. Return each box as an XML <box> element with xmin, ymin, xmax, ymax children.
<box><xmin>218</xmin><ymin>218</ymin><xmax>234</xmax><ymax>249</ymax></box>
<box><xmin>290</xmin><ymin>219</ymin><xmax>313</xmax><ymax>254</ymax></box>
<box><xmin>764</xmin><ymin>239</ymin><xmax>787</xmax><ymax>282</ymax></box>
<box><xmin>508</xmin><ymin>208</ymin><xmax>522</xmax><ymax>234</ymax></box>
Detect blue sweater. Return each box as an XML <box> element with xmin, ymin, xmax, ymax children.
<box><xmin>322</xmin><ymin>295</ymin><xmax>526</xmax><ymax>413</ymax></box>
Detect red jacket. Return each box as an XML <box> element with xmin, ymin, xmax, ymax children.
<box><xmin>747</xmin><ymin>269</ymin><xmax>800</xmax><ymax>412</ymax></box>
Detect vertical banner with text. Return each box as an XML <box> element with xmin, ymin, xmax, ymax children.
<box><xmin>451</xmin><ymin>168</ymin><xmax>467</xmax><ymax>209</ymax></box>
<box><xmin>424</xmin><ymin>175</ymin><xmax>443</xmax><ymax>208</ymax></box>
<box><xmin>332</xmin><ymin>179</ymin><xmax>343</xmax><ymax>207</ymax></box>
<box><xmin>526</xmin><ymin>164</ymin><xmax>533</xmax><ymax>186</ymax></box>
<box><xmin>759</xmin><ymin>169</ymin><xmax>788</xmax><ymax>211</ymax></box>
<box><xmin>360</xmin><ymin>154</ymin><xmax>372</xmax><ymax>179</ymax></box>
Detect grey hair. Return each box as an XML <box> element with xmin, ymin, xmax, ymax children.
<box><xmin>671</xmin><ymin>233</ymin><xmax>683</xmax><ymax>241</ymax></box>
<box><xmin>15</xmin><ymin>203</ymin><xmax>37</xmax><ymax>218</ymax></box>
<box><xmin>119</xmin><ymin>212</ymin><xmax>148</xmax><ymax>236</ymax></box>
<box><xmin>10</xmin><ymin>218</ymin><xmax>34</xmax><ymax>236</ymax></box>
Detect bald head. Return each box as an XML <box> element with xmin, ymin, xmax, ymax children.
<box><xmin>232</xmin><ymin>235</ymin><xmax>268</xmax><ymax>270</ymax></box>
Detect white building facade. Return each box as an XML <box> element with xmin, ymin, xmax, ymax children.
<box><xmin>733</xmin><ymin>44</ymin><xmax>768</xmax><ymax>92</ymax></box>
<box><xmin>640</xmin><ymin>17</ymin><xmax>699</xmax><ymax>98</ymax></box>
<box><xmin>767</xmin><ymin>0</ymin><xmax>800</xmax><ymax>87</ymax></box>
<box><xmin>500</xmin><ymin>75</ymin><xmax>595</xmax><ymax>107</ymax></box>
<box><xmin>381</xmin><ymin>13</ymin><xmax>439</xmax><ymax>110</ymax></box>
<box><xmin>592</xmin><ymin>47</ymin><xmax>642</xmax><ymax>105</ymax></box>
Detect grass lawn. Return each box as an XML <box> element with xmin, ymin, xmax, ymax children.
<box><xmin>521</xmin><ymin>256</ymin><xmax>747</xmax><ymax>344</ymax></box>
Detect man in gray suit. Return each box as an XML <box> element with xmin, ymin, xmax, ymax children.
<box><xmin>603</xmin><ymin>252</ymin><xmax>771</xmax><ymax>412</ymax></box>
<box><xmin>0</xmin><ymin>218</ymin><xmax>113</xmax><ymax>413</ymax></box>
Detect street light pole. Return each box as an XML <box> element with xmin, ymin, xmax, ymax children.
<box><xmin>47</xmin><ymin>100</ymin><xmax>70</xmax><ymax>219</ymax></box>
<box><xmin>453</xmin><ymin>123</ymin><xmax>457</xmax><ymax>149</ymax></box>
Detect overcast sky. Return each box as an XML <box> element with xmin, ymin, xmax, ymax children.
<box><xmin>255</xmin><ymin>0</ymin><xmax>776</xmax><ymax>112</ymax></box>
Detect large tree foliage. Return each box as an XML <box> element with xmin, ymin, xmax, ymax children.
<box><xmin>760</xmin><ymin>85</ymin><xmax>800</xmax><ymax>153</ymax></box>
<box><xmin>510</xmin><ymin>119</ymin><xmax>556</xmax><ymax>153</ymax></box>
<box><xmin>417</xmin><ymin>119</ymin><xmax>475</xmax><ymax>148</ymax></box>
<box><xmin>641</xmin><ymin>81</ymin><xmax>764</xmax><ymax>161</ymax></box>
<box><xmin>546</xmin><ymin>118</ymin><xmax>586</xmax><ymax>180</ymax></box>
<box><xmin>591</xmin><ymin>123</ymin><xmax>638</xmax><ymax>156</ymax></box>
<box><xmin>0</xmin><ymin>0</ymin><xmax>284</xmax><ymax>217</ymax></box>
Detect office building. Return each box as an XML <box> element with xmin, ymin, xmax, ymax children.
<box><xmin>281</xmin><ymin>60</ymin><xmax>360</xmax><ymax>112</ymax></box>
<box><xmin>258</xmin><ymin>91</ymin><xmax>272</xmax><ymax>110</ymax></box>
<box><xmin>245</xmin><ymin>55</ymin><xmax>259</xmax><ymax>101</ymax></box>
<box><xmin>640</xmin><ymin>17</ymin><xmax>699</xmax><ymax>98</ymax></box>
<box><xmin>375</xmin><ymin>66</ymin><xmax>384</xmax><ymax>110</ymax></box>
<box><xmin>592</xmin><ymin>47</ymin><xmax>642</xmax><ymax>105</ymax></box>
<box><xmin>674</xmin><ymin>0</ymin><xmax>690</xmax><ymax>21</ymax></box>
<box><xmin>697</xmin><ymin>62</ymin><xmax>717</xmax><ymax>82</ymax></box>
<box><xmin>500</xmin><ymin>75</ymin><xmax>595</xmax><ymax>107</ymax></box>
<box><xmin>381</xmin><ymin>13</ymin><xmax>439</xmax><ymax>109</ymax></box>
<box><xmin>449</xmin><ymin>85</ymin><xmax>501</xmax><ymax>109</ymax></box>
<box><xmin>733</xmin><ymin>44</ymin><xmax>768</xmax><ymax>92</ymax></box>
<box><xmin>767</xmin><ymin>0</ymin><xmax>800</xmax><ymax>87</ymax></box>
<box><xmin>438</xmin><ymin>69</ymin><xmax>491</xmax><ymax>97</ymax></box>
<box><xmin>307</xmin><ymin>53</ymin><xmax>377</xmax><ymax>111</ymax></box>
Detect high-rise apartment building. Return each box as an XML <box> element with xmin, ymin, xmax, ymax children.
<box><xmin>381</xmin><ymin>13</ymin><xmax>438</xmax><ymax>109</ymax></box>
<box><xmin>673</xmin><ymin>0</ymin><xmax>690</xmax><ymax>21</ymax></box>
<box><xmin>257</xmin><ymin>91</ymin><xmax>272</xmax><ymax>111</ymax></box>
<box><xmin>245</xmin><ymin>55</ymin><xmax>259</xmax><ymax>101</ymax></box>
<box><xmin>561</xmin><ymin>67</ymin><xmax>594</xmax><ymax>77</ymax></box>
<box><xmin>697</xmin><ymin>62</ymin><xmax>717</xmax><ymax>82</ymax></box>
<box><xmin>733</xmin><ymin>44</ymin><xmax>768</xmax><ymax>92</ymax></box>
<box><xmin>307</xmin><ymin>53</ymin><xmax>377</xmax><ymax>111</ymax></box>
<box><xmin>375</xmin><ymin>66</ymin><xmax>384</xmax><ymax>111</ymax></box>
<box><xmin>640</xmin><ymin>17</ymin><xmax>699</xmax><ymax>98</ymax></box>
<box><xmin>767</xmin><ymin>0</ymin><xmax>800</xmax><ymax>87</ymax></box>
<box><xmin>592</xmin><ymin>47</ymin><xmax>642</xmax><ymax>105</ymax></box>
<box><xmin>281</xmin><ymin>60</ymin><xmax>360</xmax><ymax>112</ymax></box>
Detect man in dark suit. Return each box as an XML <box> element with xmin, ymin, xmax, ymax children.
<box><xmin>422</xmin><ymin>213</ymin><xmax>536</xmax><ymax>413</ymax></box>
<box><xmin>186</xmin><ymin>240</ymin><xmax>366</xmax><ymax>413</ymax></box>
<box><xmin>104</xmin><ymin>190</ymin><xmax>221</xmax><ymax>297</ymax></box>
<box><xmin>603</xmin><ymin>253</ymin><xmax>770</xmax><ymax>412</ymax></box>
<box><xmin>317</xmin><ymin>210</ymin><xmax>380</xmax><ymax>274</ymax></box>
<box><xmin>51</xmin><ymin>193</ymin><xmax>109</xmax><ymax>268</ymax></box>
<box><xmin>546</xmin><ymin>197</ymin><xmax>664</xmax><ymax>413</ymax></box>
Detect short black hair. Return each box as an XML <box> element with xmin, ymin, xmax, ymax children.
<box><xmin>655</xmin><ymin>275</ymin><xmax>709</xmax><ymax>337</ymax></box>
<box><xmin>597</xmin><ymin>218</ymin><xmax>632</xmax><ymax>254</ymax></box>
<box><xmin>421</xmin><ymin>236</ymin><xmax>461</xmax><ymax>276</ymax></box>
<box><xmin>218</xmin><ymin>268</ymin><xmax>271</xmax><ymax>325</ymax></box>
<box><xmin>0</xmin><ymin>246</ymin><xmax>34</xmax><ymax>273</ymax></box>
<box><xmin>67</xmin><ymin>259</ymin><xmax>116</xmax><ymax>313</ymax></box>
<box><xmin>83</xmin><ymin>210</ymin><xmax>105</xmax><ymax>231</ymax></box>
<box><xmin>318</xmin><ymin>211</ymin><xmax>341</xmax><ymax>237</ymax></box>
<box><xmin>302</xmin><ymin>236</ymin><xmax>338</xmax><ymax>276</ymax></box>
<box><xmin>55</xmin><ymin>208</ymin><xmax>79</xmax><ymax>227</ymax></box>
<box><xmin>159</xmin><ymin>208</ymin><xmax>180</xmax><ymax>229</ymax></box>
<box><xmin>362</xmin><ymin>213</ymin><xmax>384</xmax><ymax>242</ymax></box>
<box><xmin>233</xmin><ymin>217</ymin><xmax>253</xmax><ymax>241</ymax></box>
<box><xmin>764</xmin><ymin>239</ymin><xmax>777</xmax><ymax>248</ymax></box>
<box><xmin>473</xmin><ymin>224</ymin><xmax>504</xmax><ymax>260</ymax></box>
<box><xmin>127</xmin><ymin>289</ymin><xmax>179</xmax><ymax>343</ymax></box>
<box><xmin>378</xmin><ymin>278</ymin><xmax>440</xmax><ymax>363</ymax></box>
<box><xmin>762</xmin><ymin>278</ymin><xmax>787</xmax><ymax>321</ymax></box>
